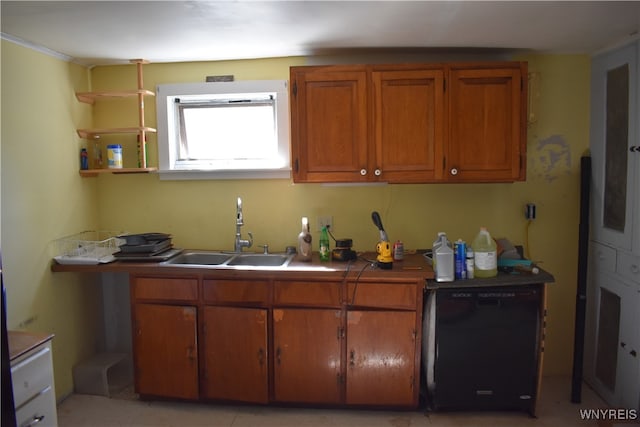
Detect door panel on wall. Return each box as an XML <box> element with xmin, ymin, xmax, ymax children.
<box><xmin>590</xmin><ymin>43</ymin><xmax>638</xmax><ymax>252</ymax></box>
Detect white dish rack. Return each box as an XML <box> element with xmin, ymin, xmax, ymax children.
<box><xmin>52</xmin><ymin>231</ymin><xmax>126</xmax><ymax>265</ymax></box>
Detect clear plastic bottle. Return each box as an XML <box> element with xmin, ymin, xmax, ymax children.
<box><xmin>432</xmin><ymin>232</ymin><xmax>446</xmax><ymax>272</ymax></box>
<box><xmin>297</xmin><ymin>217</ymin><xmax>312</xmax><ymax>262</ymax></box>
<box><xmin>434</xmin><ymin>234</ymin><xmax>454</xmax><ymax>282</ymax></box>
<box><xmin>471</xmin><ymin>227</ymin><xmax>497</xmax><ymax>278</ymax></box>
<box><xmin>319</xmin><ymin>226</ymin><xmax>330</xmax><ymax>262</ymax></box>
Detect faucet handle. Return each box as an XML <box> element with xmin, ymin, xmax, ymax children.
<box><xmin>247</xmin><ymin>232</ymin><xmax>253</xmax><ymax>248</ymax></box>
<box><xmin>261</xmin><ymin>244</ymin><xmax>269</xmax><ymax>254</ymax></box>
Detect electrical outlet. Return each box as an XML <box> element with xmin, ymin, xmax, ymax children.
<box><xmin>525</xmin><ymin>203</ymin><xmax>536</xmax><ymax>220</ymax></box>
<box><xmin>317</xmin><ymin>216</ymin><xmax>333</xmax><ymax>231</ymax></box>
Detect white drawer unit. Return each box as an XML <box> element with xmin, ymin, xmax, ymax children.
<box><xmin>9</xmin><ymin>334</ymin><xmax>57</xmax><ymax>427</ymax></box>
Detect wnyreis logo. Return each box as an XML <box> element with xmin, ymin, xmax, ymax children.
<box><xmin>579</xmin><ymin>408</ymin><xmax>638</xmax><ymax>421</ymax></box>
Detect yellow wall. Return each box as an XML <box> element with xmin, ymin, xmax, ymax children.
<box><xmin>1</xmin><ymin>40</ymin><xmax>104</xmax><ymax>400</ymax></box>
<box><xmin>1</xmin><ymin>39</ymin><xmax>590</xmax><ymax>400</ymax></box>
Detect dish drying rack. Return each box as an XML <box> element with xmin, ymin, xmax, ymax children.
<box><xmin>52</xmin><ymin>231</ymin><xmax>126</xmax><ymax>265</ymax></box>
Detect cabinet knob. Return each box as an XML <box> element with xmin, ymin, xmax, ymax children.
<box><xmin>630</xmin><ymin>146</ymin><xmax>640</xmax><ymax>153</ymax></box>
<box><xmin>630</xmin><ymin>264</ymin><xmax>639</xmax><ymax>274</ymax></box>
<box><xmin>450</xmin><ymin>168</ymin><xmax>458</xmax><ymax>176</ymax></box>
<box><xmin>360</xmin><ymin>169</ymin><xmax>367</xmax><ymax>176</ymax></box>
<box><xmin>374</xmin><ymin>169</ymin><xmax>382</xmax><ymax>176</ymax></box>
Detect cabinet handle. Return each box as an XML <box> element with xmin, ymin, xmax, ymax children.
<box><xmin>629</xmin><ymin>146</ymin><xmax>639</xmax><ymax>152</ymax></box>
<box><xmin>374</xmin><ymin>168</ymin><xmax>382</xmax><ymax>176</ymax></box>
<box><xmin>360</xmin><ymin>169</ymin><xmax>367</xmax><ymax>176</ymax></box>
<box><xmin>631</xmin><ymin>349</ymin><xmax>637</xmax><ymax>357</ymax></box>
<box><xmin>276</xmin><ymin>347</ymin><xmax>281</xmax><ymax>365</ymax></box>
<box><xmin>24</xmin><ymin>415</ymin><xmax>45</xmax><ymax>426</ymax></box>
<box><xmin>630</xmin><ymin>264</ymin><xmax>639</xmax><ymax>274</ymax></box>
<box><xmin>621</xmin><ymin>341</ymin><xmax>627</xmax><ymax>349</ymax></box>
<box><xmin>187</xmin><ymin>346</ymin><xmax>195</xmax><ymax>362</ymax></box>
<box><xmin>450</xmin><ymin>168</ymin><xmax>458</xmax><ymax>176</ymax></box>
<box><xmin>349</xmin><ymin>349</ymin><xmax>355</xmax><ymax>367</ymax></box>
<box><xmin>258</xmin><ymin>348</ymin><xmax>264</xmax><ymax>365</ymax></box>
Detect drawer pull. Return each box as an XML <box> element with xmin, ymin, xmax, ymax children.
<box><xmin>257</xmin><ymin>348</ymin><xmax>264</xmax><ymax>366</ymax></box>
<box><xmin>24</xmin><ymin>415</ymin><xmax>45</xmax><ymax>427</ymax></box>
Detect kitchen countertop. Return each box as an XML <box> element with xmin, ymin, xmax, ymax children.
<box><xmin>51</xmin><ymin>251</ymin><xmax>436</xmax><ymax>281</ymax></box>
<box><xmin>426</xmin><ymin>268</ymin><xmax>555</xmax><ymax>289</ymax></box>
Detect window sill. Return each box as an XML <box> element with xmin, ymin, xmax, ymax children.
<box><xmin>158</xmin><ymin>169</ymin><xmax>291</xmax><ymax>181</ymax></box>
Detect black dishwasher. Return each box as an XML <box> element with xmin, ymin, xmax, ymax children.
<box><xmin>432</xmin><ymin>285</ymin><xmax>541</xmax><ymax>413</ymax></box>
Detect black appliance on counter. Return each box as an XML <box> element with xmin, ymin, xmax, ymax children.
<box><xmin>428</xmin><ymin>285</ymin><xmax>541</xmax><ymax>413</ymax></box>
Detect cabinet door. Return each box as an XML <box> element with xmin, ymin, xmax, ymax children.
<box><xmin>590</xmin><ymin>42</ymin><xmax>638</xmax><ymax>253</ymax></box>
<box><xmin>372</xmin><ymin>69</ymin><xmax>444</xmax><ymax>182</ymax></box>
<box><xmin>273</xmin><ymin>308</ymin><xmax>342</xmax><ymax>403</ymax></box>
<box><xmin>203</xmin><ymin>306</ymin><xmax>268</xmax><ymax>403</ymax></box>
<box><xmin>290</xmin><ymin>67</ymin><xmax>369</xmax><ymax>182</ymax></box>
<box><xmin>133</xmin><ymin>304</ymin><xmax>198</xmax><ymax>399</ymax></box>
<box><xmin>346</xmin><ymin>310</ymin><xmax>417</xmax><ymax>406</ymax></box>
<box><xmin>590</xmin><ymin>270</ymin><xmax>640</xmax><ymax>410</ymax></box>
<box><xmin>447</xmin><ymin>65</ymin><xmax>526</xmax><ymax>182</ymax></box>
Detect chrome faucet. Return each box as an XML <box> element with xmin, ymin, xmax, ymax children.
<box><xmin>234</xmin><ymin>197</ymin><xmax>253</xmax><ymax>252</ymax></box>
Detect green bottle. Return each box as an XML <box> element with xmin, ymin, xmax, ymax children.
<box><xmin>319</xmin><ymin>226</ymin><xmax>330</xmax><ymax>262</ymax></box>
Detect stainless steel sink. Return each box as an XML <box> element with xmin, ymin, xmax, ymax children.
<box><xmin>226</xmin><ymin>253</ymin><xmax>292</xmax><ymax>267</ymax></box>
<box><xmin>164</xmin><ymin>251</ymin><xmax>233</xmax><ymax>265</ymax></box>
<box><xmin>162</xmin><ymin>251</ymin><xmax>293</xmax><ymax>268</ymax></box>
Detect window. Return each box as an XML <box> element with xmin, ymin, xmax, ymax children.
<box><xmin>156</xmin><ymin>80</ymin><xmax>290</xmax><ymax>180</ymax></box>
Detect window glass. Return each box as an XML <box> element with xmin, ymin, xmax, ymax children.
<box><xmin>156</xmin><ymin>81</ymin><xmax>290</xmax><ymax>180</ymax></box>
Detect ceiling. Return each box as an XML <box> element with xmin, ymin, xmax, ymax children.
<box><xmin>2</xmin><ymin>1</ymin><xmax>640</xmax><ymax>67</ymax></box>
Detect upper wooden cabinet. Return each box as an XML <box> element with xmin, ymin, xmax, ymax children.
<box><xmin>290</xmin><ymin>62</ymin><xmax>527</xmax><ymax>183</ymax></box>
<box><xmin>290</xmin><ymin>67</ymin><xmax>369</xmax><ymax>183</ymax></box>
<box><xmin>447</xmin><ymin>64</ymin><xmax>527</xmax><ymax>182</ymax></box>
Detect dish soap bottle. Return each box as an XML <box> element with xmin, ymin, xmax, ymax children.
<box><xmin>471</xmin><ymin>227</ymin><xmax>497</xmax><ymax>278</ymax></box>
<box><xmin>319</xmin><ymin>226</ymin><xmax>330</xmax><ymax>262</ymax></box>
<box><xmin>298</xmin><ymin>217</ymin><xmax>312</xmax><ymax>262</ymax></box>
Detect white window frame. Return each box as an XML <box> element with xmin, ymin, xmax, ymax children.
<box><xmin>156</xmin><ymin>80</ymin><xmax>290</xmax><ymax>180</ymax></box>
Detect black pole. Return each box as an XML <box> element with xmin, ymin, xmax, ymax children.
<box><xmin>571</xmin><ymin>155</ymin><xmax>591</xmax><ymax>403</ymax></box>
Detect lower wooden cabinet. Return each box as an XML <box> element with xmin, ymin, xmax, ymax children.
<box><xmin>130</xmin><ymin>274</ymin><xmax>424</xmax><ymax>408</ymax></box>
<box><xmin>133</xmin><ymin>303</ymin><xmax>199</xmax><ymax>399</ymax></box>
<box><xmin>273</xmin><ymin>308</ymin><xmax>343</xmax><ymax>404</ymax></box>
<box><xmin>202</xmin><ymin>306</ymin><xmax>268</xmax><ymax>403</ymax></box>
<box><xmin>346</xmin><ymin>310</ymin><xmax>417</xmax><ymax>406</ymax></box>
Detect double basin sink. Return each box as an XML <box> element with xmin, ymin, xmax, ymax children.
<box><xmin>162</xmin><ymin>250</ymin><xmax>294</xmax><ymax>269</ymax></box>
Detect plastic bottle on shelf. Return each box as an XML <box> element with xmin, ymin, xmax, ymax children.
<box><xmin>80</xmin><ymin>148</ymin><xmax>89</xmax><ymax>170</ymax></box>
<box><xmin>92</xmin><ymin>138</ymin><xmax>103</xmax><ymax>169</ymax></box>
<box><xmin>319</xmin><ymin>226</ymin><xmax>330</xmax><ymax>262</ymax></box>
<box><xmin>297</xmin><ymin>217</ymin><xmax>312</xmax><ymax>262</ymax></box>
<box><xmin>471</xmin><ymin>227</ymin><xmax>498</xmax><ymax>278</ymax></box>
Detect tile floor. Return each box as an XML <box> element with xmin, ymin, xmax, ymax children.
<box><xmin>57</xmin><ymin>377</ymin><xmax>618</xmax><ymax>427</ymax></box>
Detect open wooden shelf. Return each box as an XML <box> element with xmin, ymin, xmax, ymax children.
<box><xmin>76</xmin><ymin>59</ymin><xmax>154</xmax><ymax>174</ymax></box>
<box><xmin>76</xmin><ymin>90</ymin><xmax>155</xmax><ymax>105</ymax></box>
<box><xmin>79</xmin><ymin>167</ymin><xmax>157</xmax><ymax>177</ymax></box>
<box><xmin>77</xmin><ymin>126</ymin><xmax>156</xmax><ymax>139</ymax></box>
